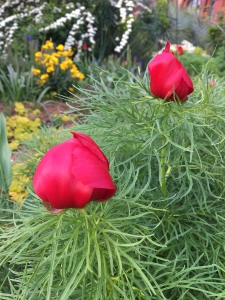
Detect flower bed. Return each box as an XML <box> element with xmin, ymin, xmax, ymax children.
<box><xmin>0</xmin><ymin>43</ymin><xmax>225</xmax><ymax>299</ymax></box>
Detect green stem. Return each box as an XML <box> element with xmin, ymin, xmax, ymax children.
<box><xmin>160</xmin><ymin>137</ymin><xmax>167</xmax><ymax>197</ymax></box>
<box><xmin>80</xmin><ymin>208</ymin><xmax>88</xmax><ymax>220</ymax></box>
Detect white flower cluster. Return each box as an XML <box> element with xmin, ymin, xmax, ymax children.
<box><xmin>0</xmin><ymin>1</ymin><xmax>46</xmax><ymax>56</ymax></box>
<box><xmin>39</xmin><ymin>6</ymin><xmax>97</xmax><ymax>61</ymax></box>
<box><xmin>113</xmin><ymin>0</ymin><xmax>135</xmax><ymax>53</ymax></box>
<box><xmin>67</xmin><ymin>10</ymin><xmax>97</xmax><ymax>61</ymax></box>
<box><xmin>0</xmin><ymin>0</ymin><xmax>153</xmax><ymax>59</ymax></box>
<box><xmin>0</xmin><ymin>0</ymin><xmax>20</xmax><ymax>19</ymax></box>
<box><xmin>0</xmin><ymin>13</ymin><xmax>17</xmax><ymax>55</ymax></box>
<box><xmin>0</xmin><ymin>0</ymin><xmax>40</xmax><ymax>20</ymax></box>
<box><xmin>30</xmin><ymin>3</ymin><xmax>47</xmax><ymax>23</ymax></box>
<box><xmin>39</xmin><ymin>8</ymin><xmax>83</xmax><ymax>32</ymax></box>
<box><xmin>17</xmin><ymin>3</ymin><xmax>47</xmax><ymax>21</ymax></box>
<box><xmin>170</xmin><ymin>40</ymin><xmax>196</xmax><ymax>53</ymax></box>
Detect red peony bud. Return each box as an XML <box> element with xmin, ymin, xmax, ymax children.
<box><xmin>33</xmin><ymin>132</ymin><xmax>117</xmax><ymax>211</ymax></box>
<box><xmin>148</xmin><ymin>42</ymin><xmax>194</xmax><ymax>102</ymax></box>
<box><xmin>177</xmin><ymin>44</ymin><xmax>184</xmax><ymax>55</ymax></box>
<box><xmin>83</xmin><ymin>43</ymin><xmax>88</xmax><ymax>50</ymax></box>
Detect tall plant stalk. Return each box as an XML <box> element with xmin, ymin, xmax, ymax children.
<box><xmin>160</xmin><ymin>137</ymin><xmax>167</xmax><ymax>197</ymax></box>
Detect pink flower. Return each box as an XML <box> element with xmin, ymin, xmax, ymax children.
<box><xmin>33</xmin><ymin>132</ymin><xmax>117</xmax><ymax>211</ymax></box>
<box><xmin>209</xmin><ymin>80</ymin><xmax>216</xmax><ymax>87</ymax></box>
<box><xmin>148</xmin><ymin>42</ymin><xmax>194</xmax><ymax>102</ymax></box>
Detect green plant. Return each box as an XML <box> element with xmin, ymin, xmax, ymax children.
<box><xmin>206</xmin><ymin>16</ymin><xmax>225</xmax><ymax>52</ymax></box>
<box><xmin>193</xmin><ymin>46</ymin><xmax>203</xmax><ymax>55</ymax></box>
<box><xmin>177</xmin><ymin>53</ymin><xmax>210</xmax><ymax>76</ymax></box>
<box><xmin>208</xmin><ymin>47</ymin><xmax>225</xmax><ymax>77</ymax></box>
<box><xmin>0</xmin><ymin>113</ymin><xmax>12</xmax><ymax>193</ymax></box>
<box><xmin>1</xmin><ymin>66</ymin><xmax>225</xmax><ymax>298</ymax></box>
<box><xmin>128</xmin><ymin>0</ymin><xmax>171</xmax><ymax>66</ymax></box>
<box><xmin>177</xmin><ymin>50</ymin><xmax>225</xmax><ymax>78</ymax></box>
<box><xmin>0</xmin><ymin>64</ymin><xmax>49</xmax><ymax>104</ymax></box>
<box><xmin>0</xmin><ymin>65</ymin><xmax>25</xmax><ymax>103</ymax></box>
<box><xmin>77</xmin><ymin>51</ymin><xmax>143</xmax><ymax>89</ymax></box>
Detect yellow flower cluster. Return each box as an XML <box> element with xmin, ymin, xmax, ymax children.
<box><xmin>41</xmin><ymin>39</ymin><xmax>54</xmax><ymax>50</ymax></box>
<box><xmin>33</xmin><ymin>40</ymin><xmax>84</xmax><ymax>87</ymax></box>
<box><xmin>70</xmin><ymin>64</ymin><xmax>85</xmax><ymax>79</ymax></box>
<box><xmin>6</xmin><ymin>102</ymin><xmax>41</xmax><ymax>151</ymax></box>
<box><xmin>8</xmin><ymin>163</ymin><xmax>30</xmax><ymax>204</ymax></box>
<box><xmin>61</xmin><ymin>115</ymin><xmax>71</xmax><ymax>122</ymax></box>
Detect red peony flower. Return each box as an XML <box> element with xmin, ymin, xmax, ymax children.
<box><xmin>33</xmin><ymin>132</ymin><xmax>117</xmax><ymax>211</ymax></box>
<box><xmin>177</xmin><ymin>44</ymin><xmax>184</xmax><ymax>55</ymax></box>
<box><xmin>148</xmin><ymin>42</ymin><xmax>194</xmax><ymax>102</ymax></box>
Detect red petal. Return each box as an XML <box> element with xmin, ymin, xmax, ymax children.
<box><xmin>163</xmin><ymin>41</ymin><xmax>171</xmax><ymax>53</ymax></box>
<box><xmin>91</xmin><ymin>187</ymin><xmax>117</xmax><ymax>202</ymax></box>
<box><xmin>72</xmin><ymin>132</ymin><xmax>109</xmax><ymax>167</ymax></box>
<box><xmin>72</xmin><ymin>145</ymin><xmax>116</xmax><ymax>191</ymax></box>
<box><xmin>168</xmin><ymin>77</ymin><xmax>193</xmax><ymax>101</ymax></box>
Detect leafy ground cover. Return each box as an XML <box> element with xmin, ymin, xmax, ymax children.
<box><xmin>1</xmin><ymin>64</ymin><xmax>225</xmax><ymax>299</ymax></box>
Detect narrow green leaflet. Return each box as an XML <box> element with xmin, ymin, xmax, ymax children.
<box><xmin>0</xmin><ymin>112</ymin><xmax>12</xmax><ymax>191</ymax></box>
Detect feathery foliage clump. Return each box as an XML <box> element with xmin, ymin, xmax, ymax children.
<box><xmin>0</xmin><ymin>67</ymin><xmax>225</xmax><ymax>299</ymax></box>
